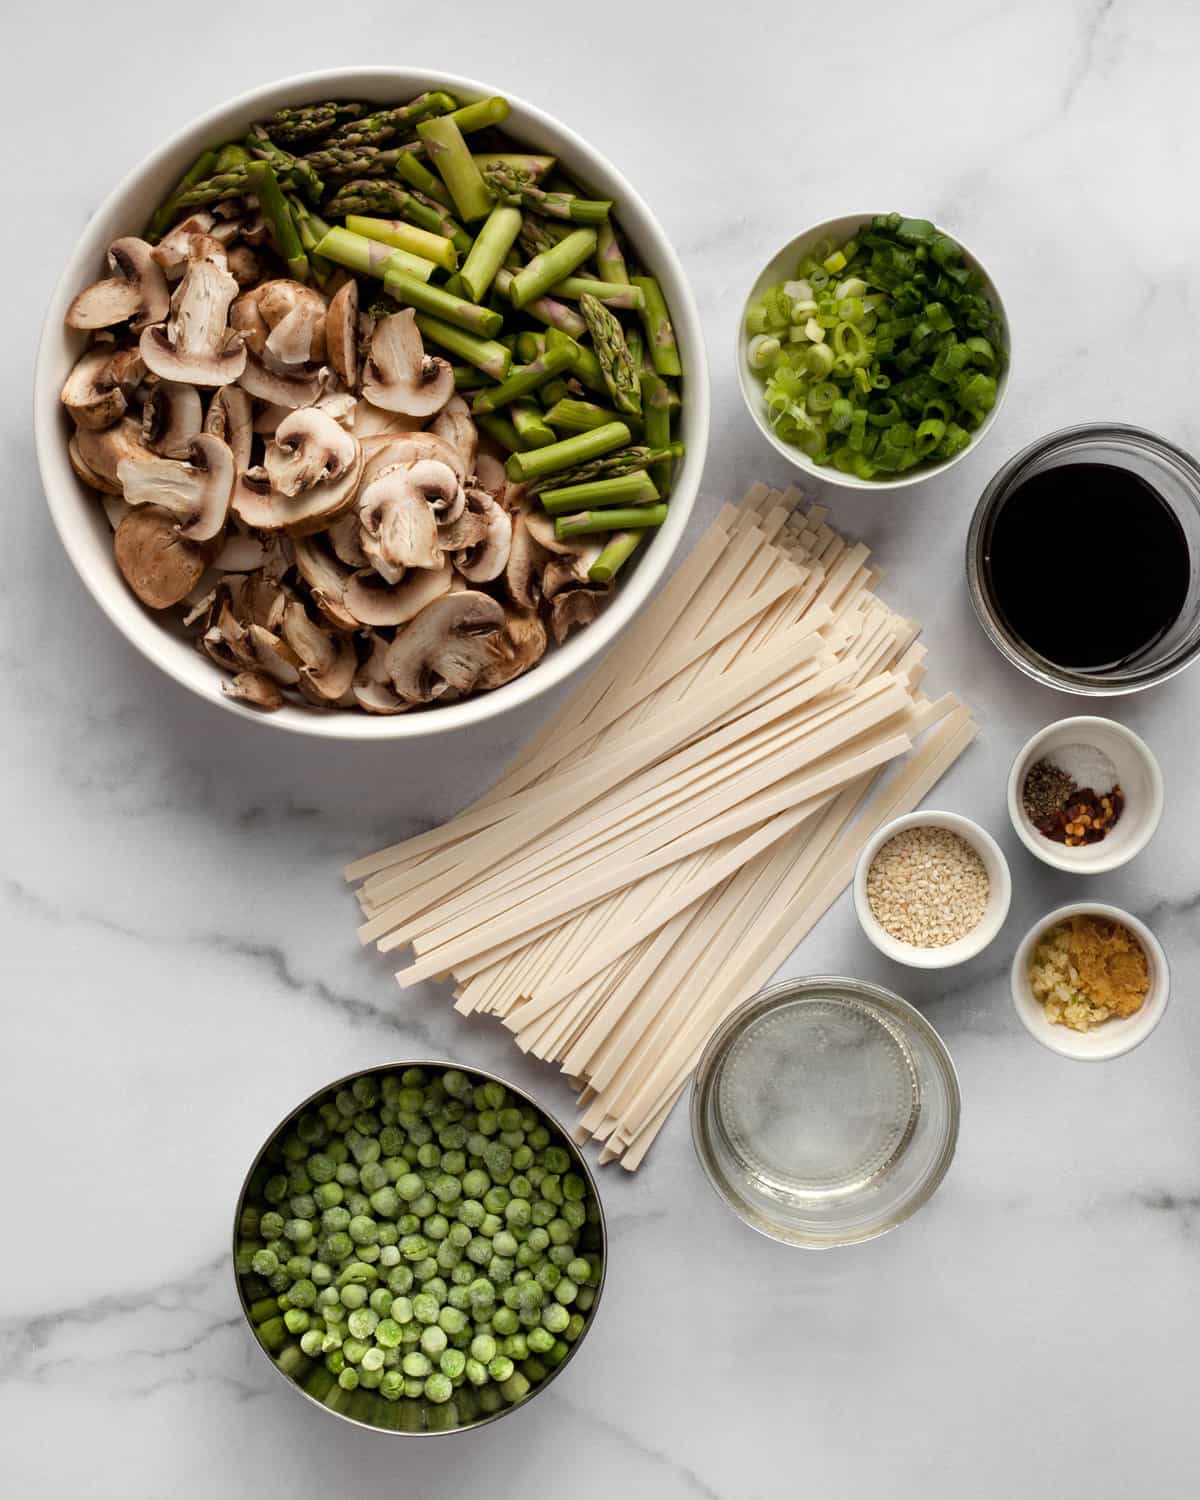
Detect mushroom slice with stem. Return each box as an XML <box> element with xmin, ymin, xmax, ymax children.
<box><xmin>141</xmin><ymin>381</ymin><xmax>203</xmax><ymax>455</ymax></box>
<box><xmin>452</xmin><ymin>489</ymin><xmax>512</xmax><ymax>584</ymax></box>
<box><xmin>384</xmin><ymin>590</ymin><xmax>506</xmax><ymax>703</ymax></box>
<box><xmin>344</xmin><ymin>559</ymin><xmax>453</xmax><ymax>628</ymax></box>
<box><xmin>429</xmin><ymin>394</ymin><xmax>478</xmax><ymax>474</ymax></box>
<box><xmin>357</xmin><ymin>461</ymin><xmax>450</xmax><ymax>582</ymax></box>
<box><xmin>477</xmin><ymin>609</ymin><xmax>548</xmax><ymax>690</ymax></box>
<box><xmin>328</xmin><ymin>511</ymin><xmax>370</xmax><ymax>569</ymax></box>
<box><xmin>203</xmin><ymin>385</ymin><xmax>254</xmax><ymax>470</ymax></box>
<box><xmin>258</xmin><ymin>280</ymin><xmax>328</xmax><ymax>370</ymax></box>
<box><xmin>504</xmin><ymin>511</ymin><xmax>550</xmax><ymax>610</ymax></box>
<box><xmin>139</xmin><ymin>252</ymin><xmax>246</xmax><ymax>387</ymax></box>
<box><xmin>75</xmin><ymin>417</ymin><xmax>155</xmax><ymax>491</ymax></box>
<box><xmin>523</xmin><ymin>505</ymin><xmax>591</xmax><ymax>556</ymax></box>
<box><xmin>237</xmin><ymin>354</ymin><xmax>324</xmax><ymax>409</ymax></box>
<box><xmin>541</xmin><ymin>544</ymin><xmax>604</xmax><ymax>599</ymax></box>
<box><xmin>353</xmin><ymin>633</ymin><xmax>410</xmax><ymax>715</ymax></box>
<box><xmin>363</xmin><ymin>308</ymin><xmax>454</xmax><ymax>419</ymax></box>
<box><xmin>548</xmin><ymin>582</ymin><xmax>611</xmax><ymax>644</ymax></box>
<box><xmin>360</xmin><ymin>430</ymin><xmax>468</xmax><ymax>489</ymax></box>
<box><xmin>436</xmin><ymin>497</ymin><xmax>490</xmax><ymax>553</ymax></box>
<box><xmin>213</xmin><ymin>530</ymin><xmax>266</xmax><ymax>573</ymax></box>
<box><xmin>117</xmin><ymin>432</ymin><xmax>234</xmax><ymax>543</ymax></box>
<box><xmin>226</xmin><ymin>246</ymin><xmax>264</xmax><ymax>289</ymax></box>
<box><xmin>152</xmin><ymin>215</ymin><xmax>228</xmax><ymax>279</ymax></box>
<box><xmin>352</xmin><ymin>400</ymin><xmax>419</xmax><ymax>439</ymax></box>
<box><xmin>60</xmin><ymin>347</ymin><xmax>141</xmax><ymax>432</ymax></box>
<box><xmin>114</xmin><ymin>505</ymin><xmax>211</xmax><ymax>610</ymax></box>
<box><xmin>326</xmin><ymin>279</ymin><xmax>359</xmax><ymax>390</ymax></box>
<box><xmin>263</xmin><ymin>407</ymin><xmax>359</xmax><ymax>498</ymax></box>
<box><xmin>69</xmin><ymin>434</ymin><xmax>121</xmax><ymax>494</ymax></box>
<box><xmin>247</xmin><ymin>623</ymin><xmax>302</xmax><ymax>685</ymax></box>
<box><xmin>231</xmin><ymin>443</ymin><xmax>364</xmax><ymax>536</ymax></box>
<box><xmin>222</xmin><ymin>671</ymin><xmax>284</xmax><ymax>711</ymax></box>
<box><xmin>66</xmin><ymin>237</ymin><xmax>170</xmax><ymax>332</ymax></box>
<box><xmin>282</xmin><ymin>602</ymin><xmax>356</xmax><ymax>703</ymax></box>
<box><xmin>473</xmin><ymin>451</ymin><xmax>508</xmax><ymax>500</ymax></box>
<box><xmin>291</xmin><ymin>535</ymin><xmax>360</xmax><ymax>631</ymax></box>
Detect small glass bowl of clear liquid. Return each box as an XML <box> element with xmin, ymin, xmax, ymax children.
<box><xmin>690</xmin><ymin>977</ymin><xmax>960</xmax><ymax>1247</ymax></box>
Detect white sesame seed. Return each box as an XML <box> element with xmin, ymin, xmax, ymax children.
<box><xmin>866</xmin><ymin>826</ymin><xmax>989</xmax><ymax>947</ymax></box>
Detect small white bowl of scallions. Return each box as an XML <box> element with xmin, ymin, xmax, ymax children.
<box><xmin>737</xmin><ymin>213</ymin><xmax>1010</xmax><ymax>488</ymax></box>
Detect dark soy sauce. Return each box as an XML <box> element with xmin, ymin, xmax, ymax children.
<box><xmin>985</xmin><ymin>462</ymin><xmax>1190</xmax><ymax>670</ymax></box>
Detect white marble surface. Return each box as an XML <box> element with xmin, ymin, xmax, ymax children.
<box><xmin>4</xmin><ymin>1</ymin><xmax>1199</xmax><ymax>1494</ymax></box>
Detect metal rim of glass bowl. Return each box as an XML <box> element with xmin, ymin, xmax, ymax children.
<box><xmin>690</xmin><ymin>977</ymin><xmax>961</xmax><ymax>1249</ymax></box>
<box><xmin>965</xmin><ymin>422</ymin><xmax>1200</xmax><ymax>695</ymax></box>
<box><xmin>232</xmin><ymin>1059</ymin><xmax>608</xmax><ymax>1436</ymax></box>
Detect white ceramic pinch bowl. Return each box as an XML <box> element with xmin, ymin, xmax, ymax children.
<box><xmin>853</xmin><ymin>809</ymin><xmax>1012</xmax><ymax>970</ymax></box>
<box><xmin>1010</xmin><ymin>902</ymin><xmax>1169</xmax><ymax>1061</ymax></box>
<box><xmin>1007</xmin><ymin>716</ymin><xmax>1163</xmax><ymax>874</ymax></box>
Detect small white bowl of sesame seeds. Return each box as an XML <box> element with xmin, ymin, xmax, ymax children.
<box><xmin>853</xmin><ymin>811</ymin><xmax>1012</xmax><ymax>969</ymax></box>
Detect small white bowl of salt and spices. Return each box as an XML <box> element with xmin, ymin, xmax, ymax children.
<box><xmin>853</xmin><ymin>811</ymin><xmax>1012</xmax><ymax>969</ymax></box>
<box><xmin>1007</xmin><ymin>716</ymin><xmax>1163</xmax><ymax>874</ymax></box>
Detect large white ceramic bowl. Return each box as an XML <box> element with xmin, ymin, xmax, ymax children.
<box><xmin>34</xmin><ymin>68</ymin><xmax>709</xmax><ymax>740</ymax></box>
<box><xmin>736</xmin><ymin>213</ymin><xmax>1009</xmax><ymax>491</ymax></box>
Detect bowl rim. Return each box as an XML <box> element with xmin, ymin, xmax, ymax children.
<box><xmin>852</xmin><ymin>809</ymin><xmax>1013</xmax><ymax>969</ymax></box>
<box><xmin>231</xmin><ymin>1056</ymin><xmax>608</xmax><ymax>1435</ymax></box>
<box><xmin>965</xmin><ymin>421</ymin><xmax>1200</xmax><ymax>696</ymax></box>
<box><xmin>690</xmin><ymin>975</ymin><xmax>962</xmax><ymax>1248</ymax></box>
<box><xmin>34</xmin><ymin>66</ymin><xmax>709</xmax><ymax>740</ymax></box>
<box><xmin>1009</xmin><ymin>902</ymin><xmax>1170</xmax><ymax>1061</ymax></box>
<box><xmin>735</xmin><ymin>212</ymin><xmax>1011</xmax><ymax>491</ymax></box>
<box><xmin>1005</xmin><ymin>715</ymin><xmax>1164</xmax><ymax>873</ymax></box>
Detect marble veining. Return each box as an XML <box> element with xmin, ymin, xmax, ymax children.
<box><xmin>4</xmin><ymin>1</ymin><xmax>1200</xmax><ymax>1496</ymax></box>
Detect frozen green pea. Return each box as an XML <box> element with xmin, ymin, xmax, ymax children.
<box><xmin>313</xmin><ymin>1182</ymin><xmax>343</xmax><ymax>1210</ymax></box>
<box><xmin>347</xmin><ymin>1307</ymin><xmax>379</xmax><ymax>1339</ymax></box>
<box><xmin>423</xmin><ymin>1213</ymin><xmax>449</xmax><ymax>1241</ymax></box>
<box><xmin>564</xmin><ymin>1313</ymin><xmax>586</xmax><ymax>1343</ymax></box>
<box><xmin>451</xmin><ymin>1262</ymin><xmax>474</xmax><ymax>1287</ymax></box>
<box><xmin>424</xmin><ymin>1372</ymin><xmax>453</xmax><ymax>1404</ymax></box>
<box><xmin>526</xmin><ymin>1325</ymin><xmax>554</xmax><ymax>1354</ymax></box>
<box><xmin>492</xmin><ymin>1306</ymin><xmax>519</xmax><ymax>1336</ymax></box>
<box><xmin>487</xmin><ymin>1355</ymin><xmax>514</xmax><ymax>1382</ymax></box>
<box><xmin>417</xmin><ymin>1142</ymin><xmax>440</xmax><ymax>1169</ymax></box>
<box><xmin>492</xmin><ymin>1230</ymin><xmax>518</xmax><ymax>1258</ymax></box>
<box><xmin>437</xmin><ymin>1305</ymin><xmax>467</xmax><ymax>1335</ymax></box>
<box><xmin>288</xmin><ymin>1278</ymin><xmax>317</xmax><ymax>1308</ymax></box>
<box><xmin>337</xmin><ymin>1366</ymin><xmax>359</xmax><ymax>1391</ymax></box>
<box><xmin>480</xmin><ymin>1213</ymin><xmax>503</xmax><ymax>1239</ymax></box>
<box><xmin>414</xmin><ymin>1258</ymin><xmax>439</xmax><ymax>1283</ymax></box>
<box><xmin>402</xmin><ymin>1351</ymin><xmax>431</xmax><ymax>1378</ymax></box>
<box><xmin>548</xmin><ymin>1245</ymin><xmax>573</xmax><ymax>1269</ymax></box>
<box><xmin>543</xmin><ymin>1147</ymin><xmax>571</xmax><ymax>1174</ymax></box>
<box><xmin>390</xmin><ymin>1295</ymin><xmax>414</xmax><ymax>1325</ymax></box>
<box><xmin>554</xmin><ymin>1278</ymin><xmax>578</xmax><ymax>1305</ymax></box>
<box><xmin>421</xmin><ymin>1324</ymin><xmax>448</xmax><ymax>1357</ymax></box>
<box><xmin>310</xmin><ymin>1262</ymin><xmax>332</xmax><ymax>1287</ymax></box>
<box><xmin>379</xmin><ymin>1245</ymin><xmax>401</xmax><ymax>1268</ymax></box>
<box><xmin>369</xmin><ymin>1287</ymin><xmax>393</xmax><ymax>1316</ymax></box>
<box><xmin>340</xmin><ymin>1283</ymin><xmax>367</xmax><ymax>1311</ymax></box>
<box><xmin>562</xmin><ymin>1200</ymin><xmax>587</xmax><ymax>1231</ymax></box>
<box><xmin>322</xmin><ymin>1205</ymin><xmax>351</xmax><ymax>1233</ymax></box>
<box><xmin>380</xmin><ymin>1368</ymin><xmax>404</xmax><ymax>1400</ymax></box>
<box><xmin>448</xmin><ymin>1221</ymin><xmax>473</xmax><ymax>1249</ymax></box>
<box><xmin>263</xmin><ymin>1174</ymin><xmax>288</xmax><ymax>1205</ymax></box>
<box><xmin>343</xmin><ymin>1337</ymin><xmax>368</xmax><ymax>1365</ymax></box>
<box><xmin>299</xmin><ymin>1327</ymin><xmax>324</xmax><ymax>1356</ymax></box>
<box><xmin>411</xmin><ymin>1192</ymin><xmax>438</xmax><ymax>1218</ymax></box>
<box><xmin>433</xmin><ymin>1175</ymin><xmax>462</xmax><ymax>1205</ymax></box>
<box><xmin>335</xmin><ymin>1163</ymin><xmax>359</xmax><ymax>1187</ymax></box>
<box><xmin>470</xmin><ymin>1332</ymin><xmax>497</xmax><ymax>1363</ymax></box>
<box><xmin>283</xmin><ymin>1308</ymin><xmax>309</xmax><ymax>1335</ymax></box>
<box><xmin>547</xmin><ymin>1218</ymin><xmax>572</xmax><ymax>1246</ymax></box>
<box><xmin>503</xmin><ymin>1332</ymin><xmax>528</xmax><ymax>1360</ymax></box>
<box><xmin>412</xmin><ymin>1293</ymin><xmax>440</xmax><ymax>1325</ymax></box>
<box><xmin>250</xmin><ymin>1248</ymin><xmax>278</xmax><ymax>1277</ymax></box>
<box><xmin>360</xmin><ymin>1163</ymin><xmax>388</xmax><ymax>1194</ymax></box>
<box><xmin>440</xmin><ymin>1348</ymin><xmax>467</xmax><ymax>1380</ymax></box>
<box><xmin>542</xmin><ymin>1302</ymin><xmax>569</xmax><ymax>1333</ymax></box>
<box><xmin>396</xmin><ymin>1172</ymin><xmax>424</xmax><ymax>1202</ymax></box>
<box><xmin>576</xmin><ymin>1286</ymin><xmax>596</xmax><ymax>1312</ymax></box>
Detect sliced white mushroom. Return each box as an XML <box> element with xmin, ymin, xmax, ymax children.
<box><xmin>473</xmin><ymin>451</ymin><xmax>507</xmax><ymax>499</ymax></box>
<box><xmin>222</xmin><ymin>671</ymin><xmax>284</xmax><ymax>711</ymax></box>
<box><xmin>291</xmin><ymin>535</ymin><xmax>360</xmax><ymax>631</ymax></box>
<box><xmin>66</xmin><ymin>237</ymin><xmax>170</xmax><ymax>332</ymax></box>
<box><xmin>328</xmin><ymin>511</ymin><xmax>370</xmax><ymax>569</ymax></box>
<box><xmin>152</xmin><ymin>215</ymin><xmax>229</xmax><ymax>280</ymax></box>
<box><xmin>114</xmin><ymin>505</ymin><xmax>211</xmax><ymax>609</ymax></box>
<box><xmin>477</xmin><ymin>610</ymin><xmax>549</xmax><ymax>690</ymax></box>
<box><xmin>542</xmin><ymin>544</ymin><xmax>604</xmax><ymax>599</ymax></box>
<box><xmin>231</xmin><ymin>444</ymin><xmax>365</xmax><ymax>536</ymax></box>
<box><xmin>344</xmin><ymin>559</ymin><xmax>453</xmax><ymax>628</ymax></box>
<box><xmin>326</xmin><ymin>280</ymin><xmax>358</xmax><ymax>389</ymax></box>
<box><xmin>524</xmin><ymin>505</ymin><xmax>593</xmax><ymax>556</ymax></box>
<box><xmin>213</xmin><ymin>531</ymin><xmax>267</xmax><ymax>572</ymax></box>
<box><xmin>263</xmin><ymin>407</ymin><xmax>359</xmax><ymax>498</ymax></box>
<box><xmin>315</xmin><ymin>391</ymin><xmax>357</xmax><ymax>428</ymax></box>
<box><xmin>203</xmin><ymin>385</ymin><xmax>254</xmax><ymax>470</ymax></box>
<box><xmin>357</xmin><ymin>461</ymin><xmax>452</xmax><ymax>581</ymax></box>
<box><xmin>101</xmin><ymin>492</ymin><xmax>133</xmax><ymax>531</ymax></box>
<box><xmin>352</xmin><ymin>399</ymin><xmax>418</xmax><ymax>438</ymax></box>
<box><xmin>384</xmin><ymin>590</ymin><xmax>506</xmax><ymax>703</ymax></box>
<box><xmin>248</xmin><ymin>623</ymin><xmax>302</xmax><ymax>685</ymax></box>
<box><xmin>117</xmin><ymin>432</ymin><xmax>235</xmax><ymax>543</ymax></box>
<box><xmin>141</xmin><ymin>381</ymin><xmax>203</xmax><ymax>455</ymax></box>
<box><xmin>258</xmin><ymin>280</ymin><xmax>328</xmax><ymax>368</ymax></box>
<box><xmin>548</xmin><ymin>583</ymin><xmax>610</xmax><ymax>644</ymax></box>
<box><xmin>237</xmin><ymin>354</ymin><xmax>323</xmax><ymax>409</ymax></box>
<box><xmin>226</xmin><ymin>246</ymin><xmax>264</xmax><ymax>288</ymax></box>
<box><xmin>139</xmin><ymin>253</ymin><xmax>246</xmax><ymax>386</ymax></box>
<box><xmin>360</xmin><ymin>430</ymin><xmax>467</xmax><ymax>488</ymax></box>
<box><xmin>69</xmin><ymin>433</ymin><xmax>120</xmax><ymax>494</ymax></box>
<box><xmin>437</xmin><ymin>499</ymin><xmax>490</xmax><ymax>553</ymax></box>
<box><xmin>363</xmin><ymin>308</ymin><xmax>455</xmax><ymax>418</ymax></box>
<box><xmin>452</xmin><ymin>489</ymin><xmax>512</xmax><ymax>583</ymax></box>
<box><xmin>282</xmin><ymin>602</ymin><xmax>356</xmax><ymax>702</ymax></box>
<box><xmin>430</xmin><ymin>394</ymin><xmax>478</xmax><ymax>473</ymax></box>
<box><xmin>75</xmin><ymin>417</ymin><xmax>155</xmax><ymax>490</ymax></box>
<box><xmin>60</xmin><ymin>347</ymin><xmax>141</xmax><ymax>431</ymax></box>
<box><xmin>353</xmin><ymin>633</ymin><xmax>409</xmax><ymax>715</ymax></box>
<box><xmin>505</xmin><ymin>511</ymin><xmax>550</xmax><ymax>610</ymax></box>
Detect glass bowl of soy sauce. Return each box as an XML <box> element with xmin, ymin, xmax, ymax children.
<box><xmin>967</xmin><ymin>424</ymin><xmax>1200</xmax><ymax>694</ymax></box>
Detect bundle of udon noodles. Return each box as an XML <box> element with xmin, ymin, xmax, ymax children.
<box><xmin>347</xmin><ymin>484</ymin><xmax>977</xmax><ymax>1169</ymax></box>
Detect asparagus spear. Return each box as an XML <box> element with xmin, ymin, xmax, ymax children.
<box><xmin>383</xmin><ymin>269</ymin><xmax>503</xmax><ymax>338</ymax></box>
<box><xmin>246</xmin><ymin>162</ymin><xmax>308</xmax><ymax>281</ymax></box>
<box><xmin>446</xmin><ymin>96</ymin><xmax>510</xmax><ymax>134</ymax></box>
<box><xmin>524</xmin><ymin>441</ymin><xmax>683</xmax><ymax>494</ymax></box>
<box><xmin>450</xmin><ymin>364</ymin><xmax>491</xmax><ymax>391</ymax></box>
<box><xmin>510</xmin><ymin>399</ymin><xmax>557</xmax><ymax>448</ymax></box>
<box><xmin>470</xmin><ymin>346</ymin><xmax>575</xmax><ymax>415</ymax></box>
<box><xmin>213</xmin><ymin>143</ymin><xmax>253</xmax><ymax>173</ymax></box>
<box><xmin>589</xmin><ymin>530</ymin><xmax>643</xmax><ymax>583</ymax></box>
<box><xmin>632</xmin><ymin>275</ymin><xmax>682</xmax><ymax>377</ymax></box>
<box><xmin>493</xmin><ymin>270</ymin><xmax>586</xmax><ymax>337</ymax></box>
<box><xmin>325</xmin><ymin>179</ymin><xmax>412</xmax><ymax>218</ymax></box>
<box><xmin>595</xmin><ymin>218</ymin><xmax>630</xmax><ymax>285</ymax></box>
<box><xmin>556</xmin><ymin>504</ymin><xmax>667</xmax><ymax>538</ymax></box>
<box><xmin>414</xmin><ymin>314</ymin><xmax>512</xmax><ymax>380</ymax></box>
<box><xmin>288</xmin><ymin>196</ymin><xmax>336</xmax><ymax>285</ymax></box>
<box><xmin>544</xmin><ymin>397</ymin><xmax>636</xmax><ymax>434</ymax></box>
<box><xmin>395</xmin><ymin>150</ymin><xmax>453</xmax><ymax>208</ymax></box>
<box><xmin>325</xmin><ymin>92</ymin><xmax>456</xmax><ymax>148</ymax></box>
<box><xmin>504</xmin><ymin>421</ymin><xmax>631</xmax><ymax>483</ymax></box>
<box><xmin>516</xmin><ymin>216</ymin><xmax>569</xmax><ymax>260</ymax></box>
<box><xmin>172</xmin><ymin>168</ymin><xmax>254</xmax><ymax>210</ymax></box>
<box><xmin>458</xmin><ymin>204</ymin><xmax>522</xmax><ymax>301</ymax></box>
<box><xmin>482</xmin><ymin>164</ymin><xmax>612</xmax><ymax>224</ymax></box>
<box><xmin>539</xmin><ymin>470</ymin><xmax>660</xmax><ymax>514</ymax></box>
<box><xmin>246</xmin><ymin>126</ymin><xmax>324</xmax><ymax>204</ymax></box>
<box><xmin>417</xmin><ymin>115</ymin><xmax>493</xmax><ymax>221</ymax></box>
<box><xmin>315</xmin><ymin>226</ymin><xmax>436</xmax><ymax>283</ymax></box>
<box><xmin>579</xmin><ymin>293</ymin><xmax>641</xmax><ymax>416</ymax></box>
<box><xmin>264</xmin><ymin>100</ymin><xmax>368</xmax><ymax>146</ymax></box>
<box><xmin>510</xmin><ymin>230</ymin><xmax>597</xmax><ymax>309</ymax></box>
<box><xmin>346</xmin><ymin>214</ymin><xmax>457</xmax><ymax>271</ymax></box>
<box><xmin>475</xmin><ymin>413</ymin><xmax>523</xmax><ymax>452</ymax></box>
<box><xmin>550</xmin><ymin>277</ymin><xmax>644</xmax><ymax>309</ymax></box>
<box><xmin>146</xmin><ymin>147</ymin><xmax>219</xmax><ymax>240</ymax></box>
<box><xmin>473</xmin><ymin>152</ymin><xmax>556</xmax><ymax>181</ymax></box>
<box><xmin>303</xmin><ymin>144</ymin><xmax>413</xmax><ymax>183</ymax></box>
<box><xmin>640</xmin><ymin>371</ymin><xmax>674</xmax><ymax>493</ymax></box>
<box><xmin>544</xmin><ymin>327</ymin><xmax>608</xmax><ymax>394</ymax></box>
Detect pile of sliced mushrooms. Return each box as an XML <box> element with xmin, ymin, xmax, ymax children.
<box><xmin>60</xmin><ymin>215</ymin><xmax>610</xmax><ymax>713</ymax></box>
